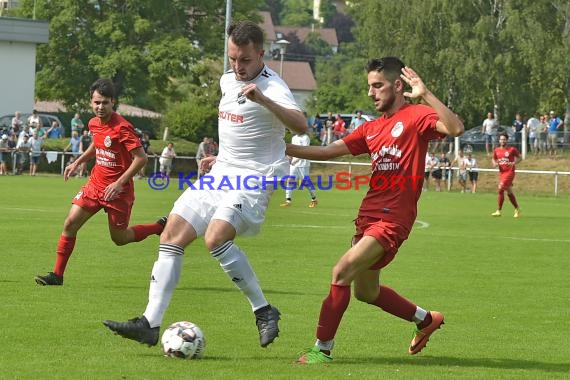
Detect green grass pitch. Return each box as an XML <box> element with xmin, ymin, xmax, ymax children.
<box><xmin>1</xmin><ymin>175</ymin><xmax>569</xmax><ymax>379</ymax></box>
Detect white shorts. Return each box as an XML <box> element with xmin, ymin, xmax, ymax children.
<box><xmin>289</xmin><ymin>165</ymin><xmax>310</xmax><ymax>179</ymax></box>
<box><xmin>170</xmin><ymin>162</ymin><xmax>279</xmax><ymax>236</ymax></box>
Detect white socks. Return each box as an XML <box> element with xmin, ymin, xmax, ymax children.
<box><xmin>316</xmin><ymin>339</ymin><xmax>335</xmax><ymax>352</ymax></box>
<box><xmin>211</xmin><ymin>240</ymin><xmax>268</xmax><ymax>311</ymax></box>
<box><xmin>143</xmin><ymin>244</ymin><xmax>183</xmax><ymax>328</ymax></box>
<box><xmin>413</xmin><ymin>306</ymin><xmax>428</xmax><ymax>324</ymax></box>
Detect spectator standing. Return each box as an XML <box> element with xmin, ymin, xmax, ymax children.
<box><xmin>79</xmin><ymin>130</ymin><xmax>93</xmax><ymax>177</ymax></box>
<box><xmin>312</xmin><ymin>113</ymin><xmax>323</xmax><ymax>140</ymax></box>
<box><xmin>423</xmin><ymin>151</ymin><xmax>437</xmax><ymax>191</ymax></box>
<box><xmin>349</xmin><ymin>110</ymin><xmax>366</xmax><ymax>132</ymax></box>
<box><xmin>47</xmin><ymin>120</ymin><xmax>64</xmax><ymax>139</ymax></box>
<box><xmin>71</xmin><ymin>112</ymin><xmax>85</xmax><ymax>133</ymax></box>
<box><xmin>289</xmin><ymin>57</ymin><xmax>464</xmax><ymax>364</ymax></box>
<box><xmin>526</xmin><ymin>115</ymin><xmax>539</xmax><ymax>155</ymax></box>
<box><xmin>195</xmin><ymin>136</ymin><xmax>211</xmax><ymax>175</ymax></box>
<box><xmin>138</xmin><ymin>133</ymin><xmax>153</xmax><ymax>178</ymax></box>
<box><xmin>547</xmin><ymin>110</ymin><xmax>564</xmax><ymax>157</ymax></box>
<box><xmin>438</xmin><ymin>152</ymin><xmax>451</xmax><ymax>191</ymax></box>
<box><xmin>159</xmin><ymin>142</ymin><xmax>176</xmax><ymax>176</ymax></box>
<box><xmin>28</xmin><ymin>131</ymin><xmax>44</xmax><ymax>176</ymax></box>
<box><xmin>11</xmin><ymin>111</ymin><xmax>23</xmax><ymax>136</ymax></box>
<box><xmin>0</xmin><ymin>134</ymin><xmax>9</xmax><ymax>175</ymax></box>
<box><xmin>15</xmin><ymin>134</ymin><xmax>31</xmax><ymax>175</ymax></box>
<box><xmin>451</xmin><ymin>150</ymin><xmax>468</xmax><ymax>193</ymax></box>
<box><xmin>512</xmin><ymin>113</ymin><xmax>524</xmax><ymax>151</ymax></box>
<box><xmin>103</xmin><ymin>20</ymin><xmax>307</xmax><ymax>349</ymax></box>
<box><xmin>466</xmin><ymin>152</ymin><xmax>478</xmax><ymax>193</ymax></box>
<box><xmin>280</xmin><ymin>131</ymin><xmax>318</xmax><ymax>208</ymax></box>
<box><xmin>65</xmin><ymin>130</ymin><xmax>81</xmax><ymax>159</ymax></box>
<box><xmin>27</xmin><ymin>110</ymin><xmax>43</xmax><ymax>132</ymax></box>
<box><xmin>537</xmin><ymin>115</ymin><xmax>548</xmax><ymax>155</ymax></box>
<box><xmin>34</xmin><ymin>78</ymin><xmax>166</xmax><ymax>286</ymax></box>
<box><xmin>481</xmin><ymin>112</ymin><xmax>498</xmax><ymax>156</ymax></box>
<box><xmin>491</xmin><ymin>133</ymin><xmax>521</xmax><ymax>217</ymax></box>
<box><xmin>324</xmin><ymin>111</ymin><xmax>334</xmax><ymax>146</ymax></box>
<box><xmin>333</xmin><ymin>114</ymin><xmax>346</xmax><ymax>140</ymax></box>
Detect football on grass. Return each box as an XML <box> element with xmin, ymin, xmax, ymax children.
<box><xmin>161</xmin><ymin>321</ymin><xmax>206</xmax><ymax>359</ymax></box>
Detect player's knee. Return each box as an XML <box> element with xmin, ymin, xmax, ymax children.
<box><xmin>204</xmin><ymin>234</ymin><xmax>227</xmax><ymax>252</ymax></box>
<box><xmin>62</xmin><ymin>217</ymin><xmax>81</xmax><ymax>234</ymax></box>
<box><xmin>354</xmin><ymin>287</ymin><xmax>376</xmax><ymax>303</ymax></box>
<box><xmin>111</xmin><ymin>235</ymin><xmax>128</xmax><ymax>246</ymax></box>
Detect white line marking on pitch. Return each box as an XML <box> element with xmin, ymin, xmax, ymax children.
<box><xmin>270</xmin><ymin>219</ymin><xmax>431</xmax><ymax>230</ymax></box>
<box><xmin>0</xmin><ymin>207</ymin><xmax>55</xmax><ymax>212</ymax></box>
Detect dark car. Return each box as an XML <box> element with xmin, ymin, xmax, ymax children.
<box><xmin>459</xmin><ymin>126</ymin><xmax>515</xmax><ymax>152</ymax></box>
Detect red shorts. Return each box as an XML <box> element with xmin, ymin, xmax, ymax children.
<box><xmin>353</xmin><ymin>216</ymin><xmax>411</xmax><ymax>270</ymax></box>
<box><xmin>499</xmin><ymin>172</ymin><xmax>515</xmax><ymax>189</ymax></box>
<box><xmin>72</xmin><ymin>181</ymin><xmax>134</xmax><ymax>229</ymax></box>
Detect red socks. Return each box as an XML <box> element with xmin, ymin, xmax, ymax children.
<box><xmin>53</xmin><ymin>235</ymin><xmax>76</xmax><ymax>277</ymax></box>
<box><xmin>316</xmin><ymin>284</ymin><xmax>351</xmax><ymax>341</ymax></box>
<box><xmin>498</xmin><ymin>190</ymin><xmax>505</xmax><ymax>210</ymax></box>
<box><xmin>372</xmin><ymin>285</ymin><xmax>417</xmax><ymax>322</ymax></box>
<box><xmin>131</xmin><ymin>222</ymin><xmax>164</xmax><ymax>242</ymax></box>
<box><xmin>508</xmin><ymin>193</ymin><xmax>519</xmax><ymax>209</ymax></box>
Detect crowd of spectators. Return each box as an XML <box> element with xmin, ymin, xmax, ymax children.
<box><xmin>0</xmin><ymin>110</ymin><xmax>88</xmax><ymax>176</ymax></box>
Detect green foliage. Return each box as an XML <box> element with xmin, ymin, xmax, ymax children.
<box><xmin>13</xmin><ymin>0</ymin><xmax>263</xmax><ymax>114</ymax></box>
<box><xmin>330</xmin><ymin>0</ymin><xmax>570</xmax><ymax>127</ymax></box>
<box><xmin>280</xmin><ymin>0</ymin><xmax>314</xmax><ymax>26</ymax></box>
<box><xmin>163</xmin><ymin>101</ymin><xmax>217</xmax><ymax>142</ymax></box>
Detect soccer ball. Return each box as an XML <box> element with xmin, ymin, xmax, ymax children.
<box><xmin>161</xmin><ymin>321</ymin><xmax>206</xmax><ymax>359</ymax></box>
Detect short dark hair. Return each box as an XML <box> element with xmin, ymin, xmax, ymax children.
<box><xmin>499</xmin><ymin>132</ymin><xmax>509</xmax><ymax>140</ymax></box>
<box><xmin>366</xmin><ymin>57</ymin><xmax>405</xmax><ymax>82</ymax></box>
<box><xmin>90</xmin><ymin>78</ymin><xmax>116</xmax><ymax>99</ymax></box>
<box><xmin>227</xmin><ymin>20</ymin><xmax>264</xmax><ymax>50</ymax></box>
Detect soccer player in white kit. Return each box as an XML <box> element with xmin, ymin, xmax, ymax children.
<box><xmin>281</xmin><ymin>132</ymin><xmax>318</xmax><ymax>208</ymax></box>
<box><xmin>104</xmin><ymin>20</ymin><xmax>308</xmax><ymax>348</ymax></box>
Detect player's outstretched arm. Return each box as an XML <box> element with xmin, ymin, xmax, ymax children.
<box><xmin>286</xmin><ymin>139</ymin><xmax>350</xmax><ymax>161</ymax></box>
<box><xmin>400</xmin><ymin>66</ymin><xmax>464</xmax><ymax>137</ymax></box>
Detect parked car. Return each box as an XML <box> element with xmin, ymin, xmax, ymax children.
<box><xmin>0</xmin><ymin>113</ymin><xmax>64</xmax><ymax>136</ymax></box>
<box><xmin>459</xmin><ymin>126</ymin><xmax>515</xmax><ymax>152</ymax></box>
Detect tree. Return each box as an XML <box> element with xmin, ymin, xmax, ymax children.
<box><xmin>14</xmin><ymin>0</ymin><xmax>262</xmax><ymax>114</ymax></box>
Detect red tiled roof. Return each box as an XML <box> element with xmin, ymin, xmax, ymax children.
<box><xmin>259</xmin><ymin>11</ymin><xmax>275</xmax><ymax>42</ymax></box>
<box><xmin>265</xmin><ymin>60</ymin><xmax>316</xmax><ymax>91</ymax></box>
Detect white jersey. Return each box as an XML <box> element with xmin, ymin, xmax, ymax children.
<box><xmin>290</xmin><ymin>134</ymin><xmax>311</xmax><ymax>167</ymax></box>
<box><xmin>217</xmin><ymin>65</ymin><xmax>301</xmax><ymax>176</ymax></box>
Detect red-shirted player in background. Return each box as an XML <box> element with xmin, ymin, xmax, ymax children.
<box><xmin>491</xmin><ymin>133</ymin><xmax>522</xmax><ymax>218</ymax></box>
<box><xmin>35</xmin><ymin>79</ymin><xmax>166</xmax><ymax>286</ymax></box>
<box><xmin>288</xmin><ymin>57</ymin><xmax>464</xmax><ymax>364</ymax></box>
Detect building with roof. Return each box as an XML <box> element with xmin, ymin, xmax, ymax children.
<box><xmin>258</xmin><ymin>11</ymin><xmax>340</xmax><ymax>110</ymax></box>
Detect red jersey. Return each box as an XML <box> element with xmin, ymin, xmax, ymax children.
<box><xmin>88</xmin><ymin>113</ymin><xmax>141</xmax><ymax>192</ymax></box>
<box><xmin>493</xmin><ymin>146</ymin><xmax>519</xmax><ymax>173</ymax></box>
<box><xmin>343</xmin><ymin>103</ymin><xmax>443</xmax><ymax>229</ymax></box>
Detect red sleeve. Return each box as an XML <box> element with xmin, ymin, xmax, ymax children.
<box><xmin>415</xmin><ymin>105</ymin><xmax>444</xmax><ymax>141</ymax></box>
<box><xmin>342</xmin><ymin>123</ymin><xmax>369</xmax><ymax>156</ymax></box>
<box><xmin>120</xmin><ymin>124</ymin><xmax>142</xmax><ymax>152</ymax></box>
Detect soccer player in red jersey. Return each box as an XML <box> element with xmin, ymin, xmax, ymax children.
<box><xmin>491</xmin><ymin>132</ymin><xmax>522</xmax><ymax>218</ymax></box>
<box><xmin>34</xmin><ymin>79</ymin><xmax>166</xmax><ymax>286</ymax></box>
<box><xmin>288</xmin><ymin>57</ymin><xmax>464</xmax><ymax>364</ymax></box>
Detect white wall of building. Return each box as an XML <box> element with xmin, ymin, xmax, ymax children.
<box><xmin>0</xmin><ymin>40</ymin><xmax>37</xmax><ymax>115</ymax></box>
<box><xmin>0</xmin><ymin>18</ymin><xmax>48</xmax><ymax>116</ymax></box>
